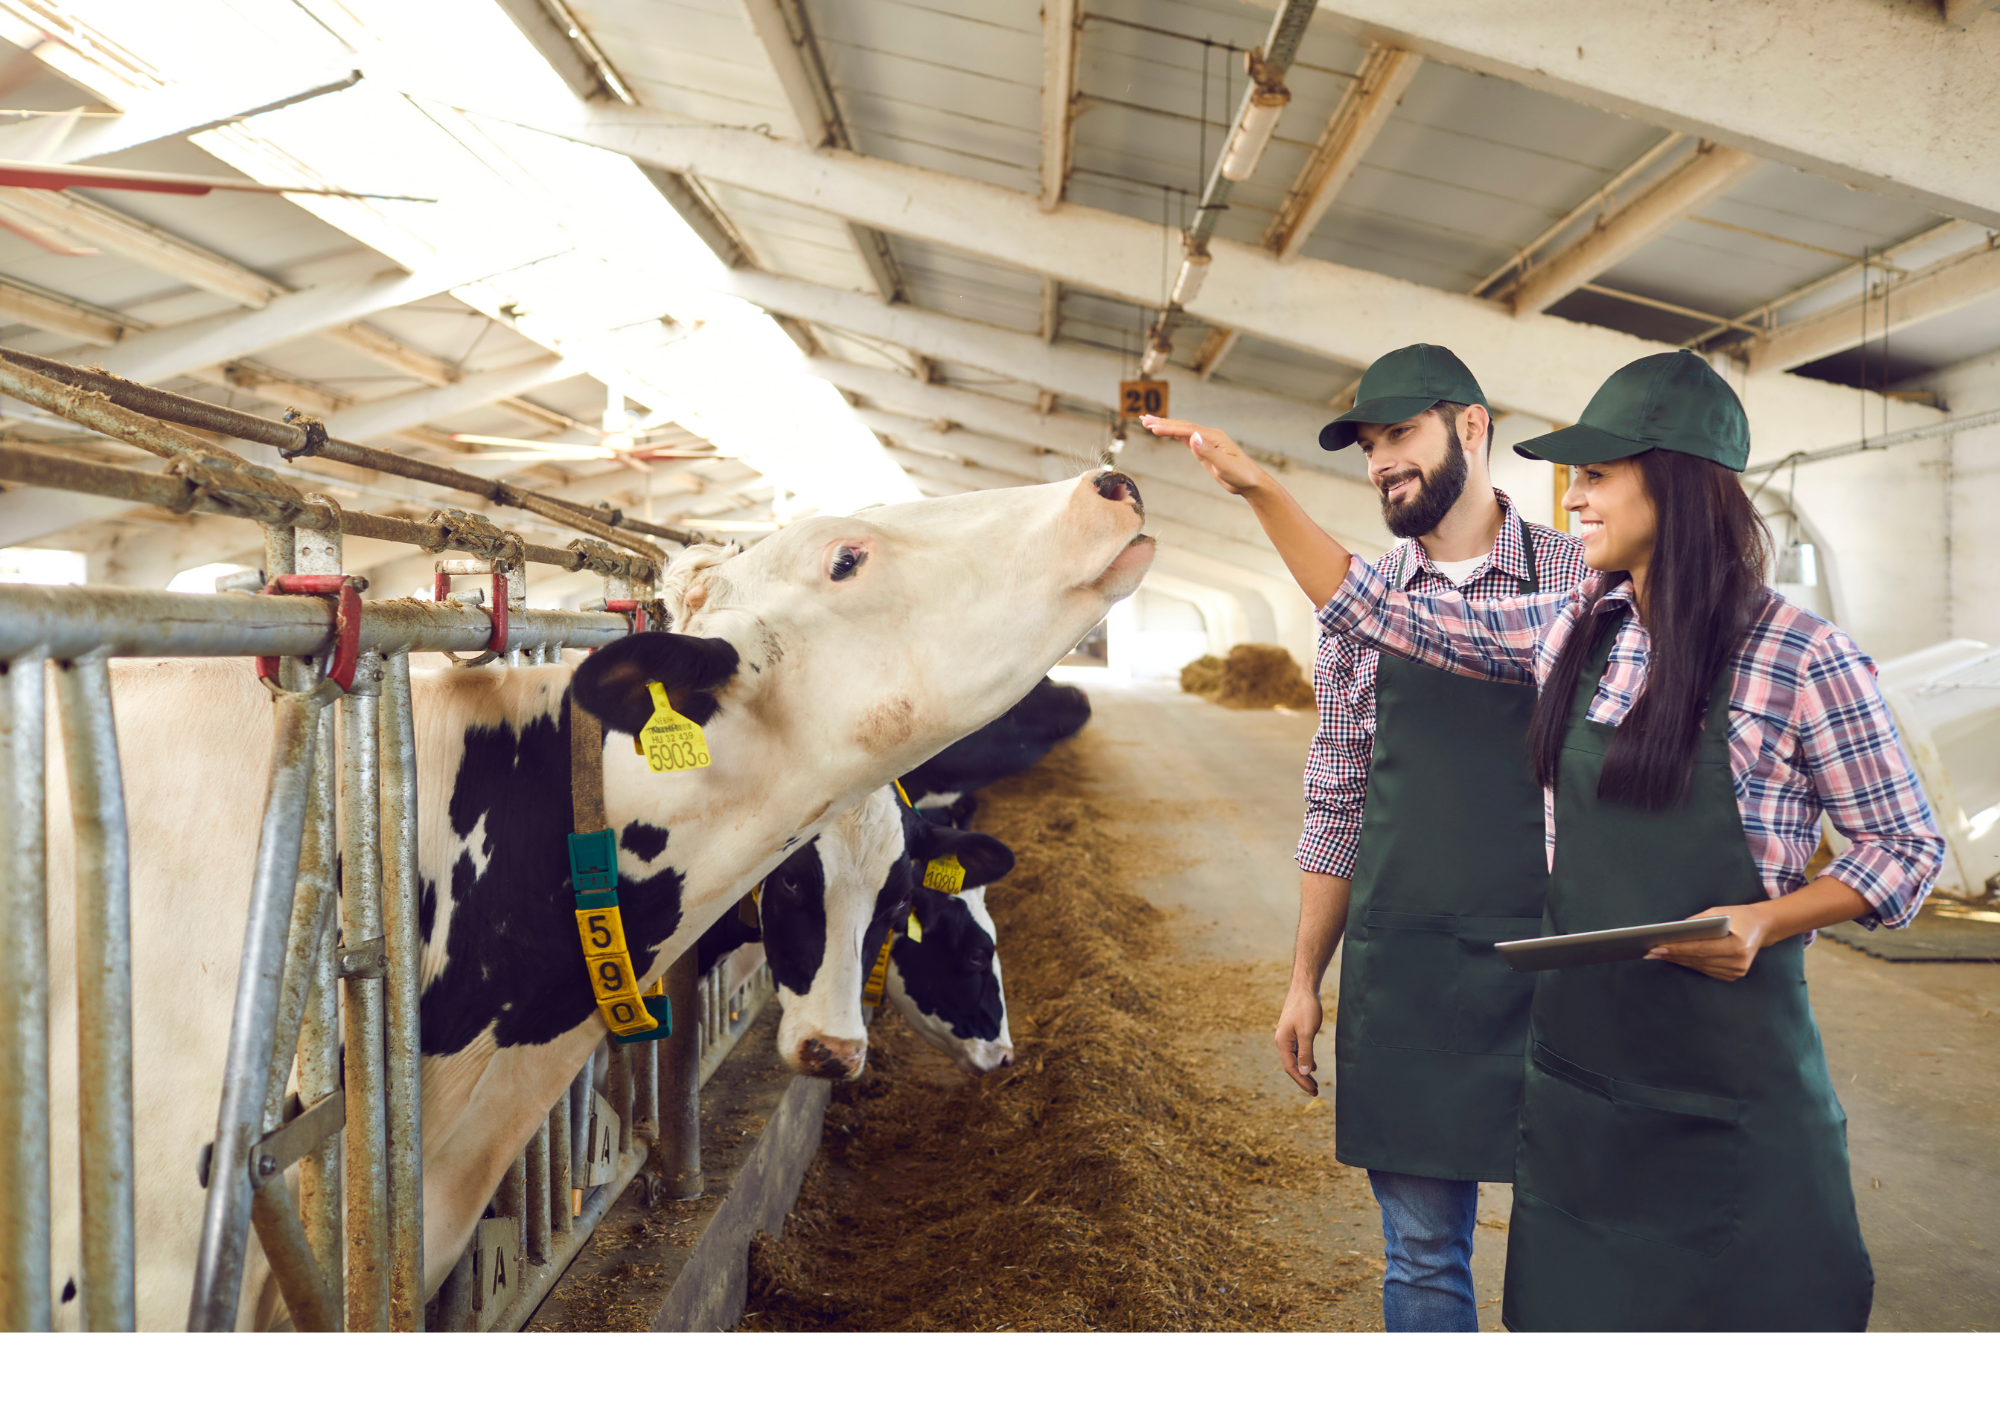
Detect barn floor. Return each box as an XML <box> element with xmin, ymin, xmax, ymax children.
<box><xmin>1079</xmin><ymin>681</ymin><xmax>2000</xmax><ymax>1333</ymax></box>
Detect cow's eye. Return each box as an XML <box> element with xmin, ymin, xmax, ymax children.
<box><xmin>829</xmin><ymin>545</ymin><xmax>866</xmax><ymax>582</ymax></box>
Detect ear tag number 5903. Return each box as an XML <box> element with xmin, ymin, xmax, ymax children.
<box><xmin>635</xmin><ymin>681</ymin><xmax>712</xmax><ymax>773</ymax></box>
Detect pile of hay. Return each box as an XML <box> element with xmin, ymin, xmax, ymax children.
<box><xmin>738</xmin><ymin>742</ymin><xmax>1333</xmax><ymax>1331</ymax></box>
<box><xmin>1180</xmin><ymin>644</ymin><xmax>1315</xmax><ymax>711</ymax></box>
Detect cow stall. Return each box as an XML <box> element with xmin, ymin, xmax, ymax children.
<box><xmin>0</xmin><ymin>349</ymin><xmax>771</xmax><ymax>1331</ymax></box>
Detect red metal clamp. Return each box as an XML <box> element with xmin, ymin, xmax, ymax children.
<box><xmin>604</xmin><ymin>599</ymin><xmax>647</xmax><ymax>635</ymax></box>
<box><xmin>255</xmin><ymin>574</ymin><xmax>364</xmax><ymax>693</ymax></box>
<box><xmin>435</xmin><ymin>567</ymin><xmax>509</xmax><ymax>665</ymax></box>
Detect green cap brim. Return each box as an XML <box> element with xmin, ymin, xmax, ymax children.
<box><xmin>1319</xmin><ymin>395</ymin><xmax>1442</xmax><ymax>451</ymax></box>
<box><xmin>1512</xmin><ymin>422</ymin><xmax>1654</xmax><ymax>465</ymax></box>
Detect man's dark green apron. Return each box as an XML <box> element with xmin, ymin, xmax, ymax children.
<box><xmin>1335</xmin><ymin>539</ymin><xmax>1543</xmax><ymax>1180</ymax></box>
<box><xmin>1503</xmin><ymin>613</ymin><xmax>1872</xmax><ymax>1331</ymax></box>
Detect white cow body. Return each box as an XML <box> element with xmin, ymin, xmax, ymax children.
<box><xmin>40</xmin><ymin>472</ymin><xmax>1149</xmax><ymax>1328</ymax></box>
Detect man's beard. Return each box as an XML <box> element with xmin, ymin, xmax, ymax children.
<box><xmin>1379</xmin><ymin>421</ymin><xmax>1469</xmax><ymax>539</ymax></box>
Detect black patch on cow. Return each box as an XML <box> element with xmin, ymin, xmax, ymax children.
<box><xmin>901</xmin><ymin>678</ymin><xmax>1090</xmax><ymax>800</ymax></box>
<box><xmin>895</xmin><ymin>889</ymin><xmax>1004</xmax><ymax>1042</ymax></box>
<box><xmin>621</xmin><ymin>821</ymin><xmax>669</xmax><ymax>863</ymax></box>
<box><xmin>755</xmin><ymin>843</ymin><xmax>828</xmax><ymax>995</ymax></box>
<box><xmin>418</xmin><ymin>692</ymin><xmax>687</xmax><ymax>1056</ymax></box>
<box><xmin>60</xmin><ymin>1277</ymin><xmax>75</xmax><ymax>1304</ymax></box>
<box><xmin>416</xmin><ymin>879</ymin><xmax>437</xmax><ymax>945</ymax></box>
<box><xmin>571</xmin><ymin>631</ymin><xmax>740</xmax><ymax>734</ymax></box>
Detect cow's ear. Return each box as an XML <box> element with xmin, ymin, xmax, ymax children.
<box><xmin>915</xmin><ymin>824</ymin><xmax>1015</xmax><ymax>890</ymax></box>
<box><xmin>571</xmin><ymin>632</ymin><xmax>740</xmax><ymax>732</ymax></box>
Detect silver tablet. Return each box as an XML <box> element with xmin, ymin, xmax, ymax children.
<box><xmin>1494</xmin><ymin>915</ymin><xmax>1730</xmax><ymax>972</ymax></box>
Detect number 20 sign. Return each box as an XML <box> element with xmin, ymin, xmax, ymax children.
<box><xmin>1120</xmin><ymin>379</ymin><xmax>1168</xmax><ymax>419</ymax></box>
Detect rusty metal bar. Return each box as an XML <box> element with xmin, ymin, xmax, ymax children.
<box><xmin>188</xmin><ymin>688</ymin><xmax>322</xmax><ymax>1331</ymax></box>
<box><xmin>248</xmin><ymin>1182</ymin><xmax>335</xmax><ymax>1333</ymax></box>
<box><xmin>436</xmin><ymin>1245</ymin><xmax>474</xmax><ymax>1332</ymax></box>
<box><xmin>658</xmin><ymin>947</ymin><xmax>702</xmax><ymax>1199</ymax></box>
<box><xmin>378</xmin><ymin>651</ymin><xmax>424</xmax><ymax>1331</ymax></box>
<box><xmin>549</xmin><ymin>1090</ymin><xmax>572</xmax><ymax>1238</ymax></box>
<box><xmin>0</xmin><ymin>347</ymin><xmax>698</xmax><ymax>549</ymax></box>
<box><xmin>608</xmin><ymin>1045</ymin><xmax>634</xmax><ymax>1158</ymax></box>
<box><xmin>525</xmin><ymin>1121</ymin><xmax>551</xmax><ymax>1269</ymax></box>
<box><xmin>0</xmin><ymin>651</ymin><xmax>50</xmax><ymax>1332</ymax></box>
<box><xmin>0</xmin><ymin>583</ymin><xmax>632</xmax><ymax>662</ymax></box>
<box><xmin>294</xmin><ymin>702</ymin><xmax>342</xmax><ymax>1330</ymax></box>
<box><xmin>0</xmin><ymin>444</ymin><xmax>659</xmax><ymax>586</ymax></box>
<box><xmin>340</xmin><ymin>652</ymin><xmax>391</xmax><ymax>1331</ymax></box>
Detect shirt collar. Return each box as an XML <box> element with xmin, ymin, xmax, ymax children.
<box><xmin>1589</xmin><ymin>576</ymin><xmax>1639</xmax><ymax>615</ymax></box>
<box><xmin>1396</xmin><ymin>490</ymin><xmax>1536</xmax><ymax>590</ymax></box>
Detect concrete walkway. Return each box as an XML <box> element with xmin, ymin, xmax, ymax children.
<box><xmin>1076</xmin><ymin>679</ymin><xmax>1999</xmax><ymax>1331</ymax></box>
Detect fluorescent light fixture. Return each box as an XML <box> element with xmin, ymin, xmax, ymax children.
<box><xmin>1107</xmin><ymin>435</ymin><xmax>1126</xmax><ymax>455</ymax></box>
<box><xmin>679</xmin><ymin>518</ymin><xmax>780</xmax><ymax>534</ymax></box>
<box><xmin>1172</xmin><ymin>249</ymin><xmax>1211</xmax><ymax>305</ymax></box>
<box><xmin>1139</xmin><ymin>339</ymin><xmax>1172</xmax><ymax>377</ymax></box>
<box><xmin>1220</xmin><ymin>85</ymin><xmax>1290</xmax><ymax>182</ymax></box>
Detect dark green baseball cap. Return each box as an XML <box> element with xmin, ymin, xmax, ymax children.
<box><xmin>1319</xmin><ymin>343</ymin><xmax>1488</xmax><ymax>451</ymax></box>
<box><xmin>1513</xmin><ymin>350</ymin><xmax>1750</xmax><ymax>471</ymax></box>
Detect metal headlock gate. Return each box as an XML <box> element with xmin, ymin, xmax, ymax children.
<box><xmin>0</xmin><ymin>350</ymin><xmax>774</xmax><ymax>1331</ymax></box>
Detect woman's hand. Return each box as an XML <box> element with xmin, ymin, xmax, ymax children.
<box><xmin>1649</xmin><ymin>903</ymin><xmax>1785</xmax><ymax>981</ymax></box>
<box><xmin>1140</xmin><ymin>415</ymin><xmax>1266</xmax><ymax>494</ymax></box>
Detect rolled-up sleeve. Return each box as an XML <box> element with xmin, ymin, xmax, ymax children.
<box><xmin>1799</xmin><ymin>632</ymin><xmax>1945</xmax><ymax>928</ymax></box>
<box><xmin>1297</xmin><ymin>630</ymin><xmax>1372</xmax><ymax>877</ymax></box>
<box><xmin>1315</xmin><ymin>554</ymin><xmax>1557</xmax><ymax>685</ymax></box>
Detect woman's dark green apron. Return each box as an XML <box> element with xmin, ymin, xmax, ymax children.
<box><xmin>1335</xmin><ymin>540</ymin><xmax>1543</xmax><ymax>1181</ymax></box>
<box><xmin>1503</xmin><ymin>612</ymin><xmax>1872</xmax><ymax>1331</ymax></box>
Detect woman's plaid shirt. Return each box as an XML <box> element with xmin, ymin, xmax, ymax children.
<box><xmin>1296</xmin><ymin>493</ymin><xmax>1587</xmax><ymax>878</ymax></box>
<box><xmin>1314</xmin><ymin>548</ymin><xmax>1945</xmax><ymax>930</ymax></box>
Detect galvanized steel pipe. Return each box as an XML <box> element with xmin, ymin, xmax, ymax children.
<box><xmin>658</xmin><ymin>947</ymin><xmax>702</xmax><ymax>1199</ymax></box>
<box><xmin>0</xmin><ymin>584</ymin><xmax>632</xmax><ymax>661</ymax></box>
<box><xmin>378</xmin><ymin>652</ymin><xmax>425</xmax><ymax>1331</ymax></box>
<box><xmin>340</xmin><ymin>654</ymin><xmax>391</xmax><ymax>1331</ymax></box>
<box><xmin>54</xmin><ymin>653</ymin><xmax>136</xmax><ymax>1331</ymax></box>
<box><xmin>187</xmin><ymin>689</ymin><xmax>322</xmax><ymax>1331</ymax></box>
<box><xmin>294</xmin><ymin>706</ymin><xmax>343</xmax><ymax>1329</ymax></box>
<box><xmin>0</xmin><ymin>652</ymin><xmax>50</xmax><ymax>1331</ymax></box>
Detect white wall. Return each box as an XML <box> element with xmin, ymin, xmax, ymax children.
<box><xmin>1920</xmin><ymin>349</ymin><xmax>2000</xmax><ymax>647</ymax></box>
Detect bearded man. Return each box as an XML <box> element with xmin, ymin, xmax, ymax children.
<box><xmin>1148</xmin><ymin>344</ymin><xmax>1584</xmax><ymax>1330</ymax></box>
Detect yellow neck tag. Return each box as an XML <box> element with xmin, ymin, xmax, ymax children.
<box><xmin>573</xmin><ymin>905</ymin><xmax>657</xmax><ymax>1036</ymax></box>
<box><xmin>923</xmin><ymin>855</ymin><xmax>966</xmax><ymax>894</ymax></box>
<box><xmin>635</xmin><ymin>681</ymin><xmax>712</xmax><ymax>773</ymax></box>
<box><xmin>862</xmin><ymin>927</ymin><xmax>894</xmax><ymax>1007</ymax></box>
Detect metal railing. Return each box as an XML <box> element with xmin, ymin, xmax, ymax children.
<box><xmin>0</xmin><ymin>350</ymin><xmax>771</xmax><ymax>1332</ymax></box>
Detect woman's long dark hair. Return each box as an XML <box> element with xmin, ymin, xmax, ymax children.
<box><xmin>1528</xmin><ymin>448</ymin><xmax>1772</xmax><ymax>809</ymax></box>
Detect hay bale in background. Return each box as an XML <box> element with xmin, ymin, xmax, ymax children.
<box><xmin>1186</xmin><ymin>644</ymin><xmax>1316</xmax><ymax>711</ymax></box>
<box><xmin>1179</xmin><ymin>654</ymin><xmax>1224</xmax><ymax>696</ymax></box>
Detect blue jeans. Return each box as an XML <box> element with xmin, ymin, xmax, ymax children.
<box><xmin>1368</xmin><ymin>1170</ymin><xmax>1479</xmax><ymax>1332</ymax></box>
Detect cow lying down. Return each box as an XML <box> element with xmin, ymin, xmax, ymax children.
<box><xmin>42</xmin><ymin>471</ymin><xmax>1151</xmax><ymax>1329</ymax></box>
<box><xmin>713</xmin><ymin>785</ymin><xmax>1015</xmax><ymax>1079</ymax></box>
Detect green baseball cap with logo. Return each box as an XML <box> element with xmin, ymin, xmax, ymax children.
<box><xmin>1319</xmin><ymin>343</ymin><xmax>1488</xmax><ymax>452</ymax></box>
<box><xmin>1513</xmin><ymin>350</ymin><xmax>1750</xmax><ymax>472</ymax></box>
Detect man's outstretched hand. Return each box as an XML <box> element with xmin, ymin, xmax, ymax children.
<box><xmin>1141</xmin><ymin>415</ymin><xmax>1265</xmax><ymax>494</ymax></box>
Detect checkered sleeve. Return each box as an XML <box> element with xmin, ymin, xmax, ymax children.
<box><xmin>1794</xmin><ymin>628</ymin><xmax>1946</xmax><ymax>929</ymax></box>
<box><xmin>1314</xmin><ymin>554</ymin><xmax>1561</xmax><ymax>685</ymax></box>
<box><xmin>1297</xmin><ymin>629</ymin><xmax>1373</xmax><ymax>877</ymax></box>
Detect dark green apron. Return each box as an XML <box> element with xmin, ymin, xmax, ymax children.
<box><xmin>1335</xmin><ymin>540</ymin><xmax>1544</xmax><ymax>1181</ymax></box>
<box><xmin>1503</xmin><ymin>613</ymin><xmax>1872</xmax><ymax>1331</ymax></box>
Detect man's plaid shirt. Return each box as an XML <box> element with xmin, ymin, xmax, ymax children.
<box><xmin>1297</xmin><ymin>491</ymin><xmax>1588</xmax><ymax>878</ymax></box>
<box><xmin>1314</xmin><ymin>539</ymin><xmax>1946</xmax><ymax>930</ymax></box>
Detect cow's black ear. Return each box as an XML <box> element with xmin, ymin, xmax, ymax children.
<box><xmin>916</xmin><ymin>825</ymin><xmax>1015</xmax><ymax>890</ymax></box>
<box><xmin>572</xmin><ymin>632</ymin><xmax>740</xmax><ymax>732</ymax></box>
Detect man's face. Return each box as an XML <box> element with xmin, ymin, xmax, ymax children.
<box><xmin>1354</xmin><ymin>409</ymin><xmax>1469</xmax><ymax>539</ymax></box>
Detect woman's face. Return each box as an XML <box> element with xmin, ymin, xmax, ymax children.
<box><xmin>1562</xmin><ymin>457</ymin><xmax>1656</xmax><ymax>575</ymax></box>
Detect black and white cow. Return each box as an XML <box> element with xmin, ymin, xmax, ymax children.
<box><xmin>752</xmin><ymin>785</ymin><xmax>1013</xmax><ymax>1078</ymax></box>
<box><xmin>43</xmin><ymin>471</ymin><xmax>1151</xmax><ymax>1328</ymax></box>
<box><xmin>901</xmin><ymin>676</ymin><xmax>1091</xmax><ymax>826</ymax></box>
<box><xmin>889</xmin><ymin>880</ymin><xmax>1013</xmax><ymax>1074</ymax></box>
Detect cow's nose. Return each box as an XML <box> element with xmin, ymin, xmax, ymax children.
<box><xmin>798</xmin><ymin>1035</ymin><xmax>867</xmax><ymax>1079</ymax></box>
<box><xmin>1093</xmin><ymin>469</ymin><xmax>1142</xmax><ymax>509</ymax></box>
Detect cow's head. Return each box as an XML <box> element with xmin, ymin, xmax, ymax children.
<box><xmin>572</xmin><ymin>472</ymin><xmax>1149</xmax><ymax>813</ymax></box>
<box><xmin>887</xmin><ymin>885</ymin><xmax>1013</xmax><ymax>1075</ymax></box>
<box><xmin>756</xmin><ymin>787</ymin><xmax>1013</xmax><ymax>1078</ymax></box>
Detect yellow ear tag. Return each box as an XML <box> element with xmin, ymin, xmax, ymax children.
<box><xmin>905</xmin><ymin>911</ymin><xmax>923</xmax><ymax>943</ymax></box>
<box><xmin>636</xmin><ymin>681</ymin><xmax>712</xmax><ymax>774</ymax></box>
<box><xmin>923</xmin><ymin>855</ymin><xmax>966</xmax><ymax>893</ymax></box>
